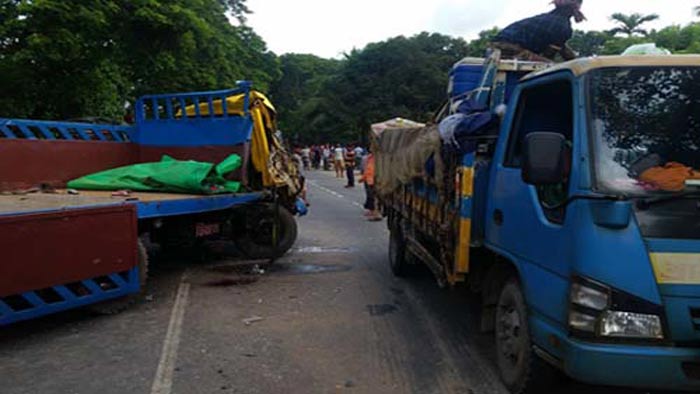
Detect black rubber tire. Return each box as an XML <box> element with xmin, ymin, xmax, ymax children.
<box><xmin>89</xmin><ymin>240</ymin><xmax>149</xmax><ymax>315</ymax></box>
<box><xmin>388</xmin><ymin>219</ymin><xmax>409</xmax><ymax>277</ymax></box>
<box><xmin>495</xmin><ymin>279</ymin><xmax>558</xmax><ymax>394</ymax></box>
<box><xmin>234</xmin><ymin>204</ymin><xmax>298</xmax><ymax>259</ymax></box>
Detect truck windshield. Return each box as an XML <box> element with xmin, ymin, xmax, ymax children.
<box><xmin>589</xmin><ymin>67</ymin><xmax>700</xmax><ymax>196</ymax></box>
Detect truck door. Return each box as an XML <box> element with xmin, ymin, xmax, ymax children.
<box><xmin>486</xmin><ymin>75</ymin><xmax>576</xmax><ymax>322</ymax></box>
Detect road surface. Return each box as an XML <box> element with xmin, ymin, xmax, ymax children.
<box><xmin>0</xmin><ymin>170</ymin><xmax>656</xmax><ymax>394</ymax></box>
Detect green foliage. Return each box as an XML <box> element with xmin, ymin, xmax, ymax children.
<box><xmin>568</xmin><ymin>30</ymin><xmax>611</xmax><ymax>56</ymax></box>
<box><xmin>272</xmin><ymin>33</ymin><xmax>469</xmax><ymax>144</ymax></box>
<box><xmin>609</xmin><ymin>12</ymin><xmax>660</xmax><ymax>37</ymax></box>
<box><xmin>0</xmin><ymin>0</ymin><xmax>276</xmax><ymax>120</ymax></box>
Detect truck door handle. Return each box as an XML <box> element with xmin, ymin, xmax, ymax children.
<box><xmin>493</xmin><ymin>209</ymin><xmax>504</xmax><ymax>226</ymax></box>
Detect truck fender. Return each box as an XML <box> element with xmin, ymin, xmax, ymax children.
<box><xmin>479</xmin><ymin>252</ymin><xmax>522</xmax><ymax>332</ymax></box>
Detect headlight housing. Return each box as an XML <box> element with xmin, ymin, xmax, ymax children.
<box><xmin>599</xmin><ymin>311</ymin><xmax>664</xmax><ymax>339</ymax></box>
<box><xmin>568</xmin><ymin>276</ymin><xmax>665</xmax><ymax>341</ymax></box>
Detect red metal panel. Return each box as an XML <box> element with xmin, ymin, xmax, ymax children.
<box><xmin>0</xmin><ymin>140</ymin><xmax>138</xmax><ymax>191</ymax></box>
<box><xmin>0</xmin><ymin>205</ymin><xmax>138</xmax><ymax>297</ymax></box>
<box><xmin>139</xmin><ymin>144</ymin><xmax>250</xmax><ymax>184</ymax></box>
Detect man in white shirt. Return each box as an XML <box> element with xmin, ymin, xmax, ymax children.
<box><xmin>333</xmin><ymin>146</ymin><xmax>345</xmax><ymax>178</ymax></box>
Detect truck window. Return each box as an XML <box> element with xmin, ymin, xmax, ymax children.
<box><xmin>505</xmin><ymin>79</ymin><xmax>574</xmax><ymax>223</ymax></box>
<box><xmin>504</xmin><ymin>80</ymin><xmax>573</xmax><ymax>168</ymax></box>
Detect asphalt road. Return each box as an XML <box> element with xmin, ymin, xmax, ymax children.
<box><xmin>0</xmin><ymin>170</ymin><xmax>654</xmax><ymax>394</ymax></box>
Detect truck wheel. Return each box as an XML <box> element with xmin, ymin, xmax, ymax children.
<box><xmin>495</xmin><ymin>279</ymin><xmax>557</xmax><ymax>394</ymax></box>
<box><xmin>389</xmin><ymin>220</ymin><xmax>409</xmax><ymax>277</ymax></box>
<box><xmin>89</xmin><ymin>240</ymin><xmax>149</xmax><ymax>315</ymax></box>
<box><xmin>234</xmin><ymin>203</ymin><xmax>298</xmax><ymax>259</ymax></box>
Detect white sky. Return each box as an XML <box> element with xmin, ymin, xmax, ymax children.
<box><xmin>246</xmin><ymin>0</ymin><xmax>699</xmax><ymax>58</ymax></box>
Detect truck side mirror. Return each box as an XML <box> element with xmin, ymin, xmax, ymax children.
<box><xmin>522</xmin><ymin>132</ymin><xmax>567</xmax><ymax>185</ymax></box>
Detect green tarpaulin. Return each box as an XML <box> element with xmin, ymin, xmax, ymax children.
<box><xmin>67</xmin><ymin>154</ymin><xmax>242</xmax><ymax>194</ymax></box>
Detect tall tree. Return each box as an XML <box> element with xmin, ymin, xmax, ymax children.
<box><xmin>609</xmin><ymin>12</ymin><xmax>660</xmax><ymax>37</ymax></box>
<box><xmin>0</xmin><ymin>0</ymin><xmax>279</xmax><ymax>120</ymax></box>
<box><xmin>289</xmin><ymin>33</ymin><xmax>469</xmax><ymax>143</ymax></box>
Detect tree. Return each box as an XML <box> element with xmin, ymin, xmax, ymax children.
<box><xmin>0</xmin><ymin>0</ymin><xmax>279</xmax><ymax>120</ymax></box>
<box><xmin>568</xmin><ymin>30</ymin><xmax>611</xmax><ymax>56</ymax></box>
<box><xmin>283</xmin><ymin>33</ymin><xmax>469</xmax><ymax>143</ymax></box>
<box><xmin>609</xmin><ymin>13</ymin><xmax>660</xmax><ymax>37</ymax></box>
<box><xmin>218</xmin><ymin>0</ymin><xmax>251</xmax><ymax>23</ymax></box>
<box><xmin>268</xmin><ymin>54</ymin><xmax>340</xmax><ymax>140</ymax></box>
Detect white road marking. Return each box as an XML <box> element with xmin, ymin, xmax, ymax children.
<box><xmin>150</xmin><ymin>276</ymin><xmax>191</xmax><ymax>394</ymax></box>
<box><xmin>308</xmin><ymin>180</ymin><xmax>345</xmax><ymax>199</ymax></box>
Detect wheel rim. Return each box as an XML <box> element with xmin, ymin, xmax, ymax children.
<box><xmin>496</xmin><ymin>290</ymin><xmax>528</xmax><ymax>387</ymax></box>
<box><xmin>497</xmin><ymin>303</ymin><xmax>523</xmax><ymax>367</ymax></box>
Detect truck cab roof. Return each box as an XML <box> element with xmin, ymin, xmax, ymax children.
<box><xmin>524</xmin><ymin>55</ymin><xmax>700</xmax><ymax>80</ymax></box>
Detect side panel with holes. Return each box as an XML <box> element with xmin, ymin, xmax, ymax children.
<box><xmin>0</xmin><ymin>205</ymin><xmax>139</xmax><ymax>324</ymax></box>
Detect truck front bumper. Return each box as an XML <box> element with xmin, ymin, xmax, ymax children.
<box><xmin>563</xmin><ymin>337</ymin><xmax>700</xmax><ymax>391</ymax></box>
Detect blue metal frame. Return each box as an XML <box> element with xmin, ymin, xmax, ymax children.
<box><xmin>135</xmin><ymin>192</ymin><xmax>263</xmax><ymax>219</ymax></box>
<box><xmin>0</xmin><ymin>266</ymin><xmax>140</xmax><ymax>326</ymax></box>
<box><xmin>0</xmin><ymin>119</ymin><xmax>134</xmax><ymax>142</ymax></box>
<box><xmin>132</xmin><ymin>81</ymin><xmax>254</xmax><ymax>147</ymax></box>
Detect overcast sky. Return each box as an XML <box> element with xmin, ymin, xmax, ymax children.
<box><xmin>245</xmin><ymin>0</ymin><xmax>699</xmax><ymax>58</ymax></box>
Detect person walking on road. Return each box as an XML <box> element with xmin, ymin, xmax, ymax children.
<box><xmin>301</xmin><ymin>146</ymin><xmax>311</xmax><ymax>171</ymax></box>
<box><xmin>322</xmin><ymin>145</ymin><xmax>332</xmax><ymax>171</ymax></box>
<box><xmin>359</xmin><ymin>151</ymin><xmax>381</xmax><ymax>221</ymax></box>
<box><xmin>344</xmin><ymin>144</ymin><xmax>356</xmax><ymax>188</ymax></box>
<box><xmin>353</xmin><ymin>145</ymin><xmax>364</xmax><ymax>169</ymax></box>
<box><xmin>333</xmin><ymin>145</ymin><xmax>345</xmax><ymax>178</ymax></box>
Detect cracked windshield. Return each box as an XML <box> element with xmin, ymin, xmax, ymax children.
<box><xmin>3</xmin><ymin>1</ymin><xmax>700</xmax><ymax>394</ymax></box>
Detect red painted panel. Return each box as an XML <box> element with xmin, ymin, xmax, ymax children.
<box><xmin>0</xmin><ymin>139</ymin><xmax>138</xmax><ymax>191</ymax></box>
<box><xmin>139</xmin><ymin>144</ymin><xmax>250</xmax><ymax>184</ymax></box>
<box><xmin>0</xmin><ymin>205</ymin><xmax>138</xmax><ymax>297</ymax></box>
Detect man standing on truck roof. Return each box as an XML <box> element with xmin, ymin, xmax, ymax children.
<box><xmin>491</xmin><ymin>0</ymin><xmax>585</xmax><ymax>62</ymax></box>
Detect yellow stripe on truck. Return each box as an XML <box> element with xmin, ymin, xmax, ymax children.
<box><xmin>461</xmin><ymin>167</ymin><xmax>474</xmax><ymax>197</ymax></box>
<box><xmin>650</xmin><ymin>253</ymin><xmax>700</xmax><ymax>284</ymax></box>
<box><xmin>455</xmin><ymin>218</ymin><xmax>471</xmax><ymax>274</ymax></box>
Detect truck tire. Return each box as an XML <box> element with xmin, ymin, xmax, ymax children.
<box><xmin>89</xmin><ymin>240</ymin><xmax>149</xmax><ymax>315</ymax></box>
<box><xmin>389</xmin><ymin>220</ymin><xmax>409</xmax><ymax>277</ymax></box>
<box><xmin>234</xmin><ymin>203</ymin><xmax>298</xmax><ymax>259</ymax></box>
<box><xmin>495</xmin><ymin>279</ymin><xmax>557</xmax><ymax>394</ymax></box>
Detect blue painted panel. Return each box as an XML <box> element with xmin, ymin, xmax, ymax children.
<box><xmin>659</xmin><ymin>284</ymin><xmax>700</xmax><ymax>298</ymax></box>
<box><xmin>663</xmin><ymin>295</ymin><xmax>700</xmax><ymax>341</ymax></box>
<box><xmin>461</xmin><ymin>153</ymin><xmax>475</xmax><ymax>167</ymax></box>
<box><xmin>460</xmin><ymin>197</ymin><xmax>473</xmax><ymax>219</ymax></box>
<box><xmin>135</xmin><ymin>192</ymin><xmax>263</xmax><ymax>219</ymax></box>
<box><xmin>0</xmin><ymin>266</ymin><xmax>140</xmax><ymax>326</ymax></box>
<box><xmin>563</xmin><ymin>336</ymin><xmax>700</xmax><ymax>390</ymax></box>
<box><xmin>134</xmin><ymin>117</ymin><xmax>254</xmax><ymax>147</ymax></box>
<box><xmin>646</xmin><ymin>238</ymin><xmax>700</xmax><ymax>253</ymax></box>
<box><xmin>133</xmin><ymin>83</ymin><xmax>255</xmax><ymax>147</ymax></box>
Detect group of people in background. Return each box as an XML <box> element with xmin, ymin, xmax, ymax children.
<box><xmin>293</xmin><ymin>143</ymin><xmax>381</xmax><ymax>221</ymax></box>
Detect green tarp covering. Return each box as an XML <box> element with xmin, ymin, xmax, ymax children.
<box><xmin>67</xmin><ymin>154</ymin><xmax>242</xmax><ymax>194</ymax></box>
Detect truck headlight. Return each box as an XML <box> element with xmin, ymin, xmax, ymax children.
<box><xmin>571</xmin><ymin>282</ymin><xmax>609</xmax><ymax>311</ymax></box>
<box><xmin>569</xmin><ymin>310</ymin><xmax>597</xmax><ymax>332</ymax></box>
<box><xmin>569</xmin><ymin>276</ymin><xmax>665</xmax><ymax>341</ymax></box>
<box><xmin>600</xmin><ymin>311</ymin><xmax>664</xmax><ymax>339</ymax></box>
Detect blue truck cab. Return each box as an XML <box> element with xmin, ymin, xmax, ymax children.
<box><xmin>487</xmin><ymin>54</ymin><xmax>700</xmax><ymax>391</ymax></box>
<box><xmin>381</xmin><ymin>53</ymin><xmax>700</xmax><ymax>392</ymax></box>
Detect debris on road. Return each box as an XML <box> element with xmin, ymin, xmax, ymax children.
<box><xmin>242</xmin><ymin>316</ymin><xmax>264</xmax><ymax>326</ymax></box>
